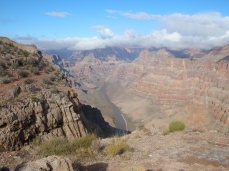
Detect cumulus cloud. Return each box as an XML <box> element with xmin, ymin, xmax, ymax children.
<box><xmin>107</xmin><ymin>10</ymin><xmax>229</xmax><ymax>37</ymax></box>
<box><xmin>14</xmin><ymin>12</ymin><xmax>229</xmax><ymax>51</ymax></box>
<box><xmin>45</xmin><ymin>12</ymin><xmax>70</xmax><ymax>17</ymax></box>
<box><xmin>14</xmin><ymin>28</ymin><xmax>229</xmax><ymax>51</ymax></box>
<box><xmin>106</xmin><ymin>9</ymin><xmax>160</xmax><ymax>20</ymax></box>
<box><xmin>92</xmin><ymin>26</ymin><xmax>115</xmax><ymax>39</ymax></box>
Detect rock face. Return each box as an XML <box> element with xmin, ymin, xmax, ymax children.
<box><xmin>0</xmin><ymin>89</ymin><xmax>89</xmax><ymax>151</ymax></box>
<box><xmin>106</xmin><ymin>46</ymin><xmax>229</xmax><ymax>133</ymax></box>
<box><xmin>44</xmin><ymin>47</ymin><xmax>143</xmax><ymax>90</ymax></box>
<box><xmin>15</xmin><ymin>155</ymin><xmax>74</xmax><ymax>171</ymax></box>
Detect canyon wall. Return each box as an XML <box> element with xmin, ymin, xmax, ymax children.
<box><xmin>52</xmin><ymin>45</ymin><xmax>229</xmax><ymax>134</ymax></box>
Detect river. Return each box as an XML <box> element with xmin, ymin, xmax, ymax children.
<box><xmin>101</xmin><ymin>84</ymin><xmax>127</xmax><ymax>131</ymax></box>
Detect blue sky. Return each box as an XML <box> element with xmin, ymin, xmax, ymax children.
<box><xmin>1</xmin><ymin>0</ymin><xmax>229</xmax><ymax>50</ymax></box>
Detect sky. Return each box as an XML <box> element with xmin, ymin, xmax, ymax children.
<box><xmin>1</xmin><ymin>0</ymin><xmax>229</xmax><ymax>50</ymax></box>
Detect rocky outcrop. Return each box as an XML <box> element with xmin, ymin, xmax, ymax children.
<box><xmin>0</xmin><ymin>37</ymin><xmax>38</xmax><ymax>54</ymax></box>
<box><xmin>15</xmin><ymin>156</ymin><xmax>74</xmax><ymax>171</ymax></box>
<box><xmin>0</xmin><ymin>88</ymin><xmax>89</xmax><ymax>151</ymax></box>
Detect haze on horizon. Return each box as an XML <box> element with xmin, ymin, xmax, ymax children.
<box><xmin>1</xmin><ymin>0</ymin><xmax>229</xmax><ymax>51</ymax></box>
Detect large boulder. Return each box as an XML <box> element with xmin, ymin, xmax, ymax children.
<box><xmin>15</xmin><ymin>156</ymin><xmax>74</xmax><ymax>171</ymax></box>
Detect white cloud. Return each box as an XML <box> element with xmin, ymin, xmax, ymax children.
<box><xmin>14</xmin><ymin>12</ymin><xmax>229</xmax><ymax>51</ymax></box>
<box><xmin>14</xmin><ymin>28</ymin><xmax>229</xmax><ymax>51</ymax></box>
<box><xmin>107</xmin><ymin>10</ymin><xmax>229</xmax><ymax>37</ymax></box>
<box><xmin>92</xmin><ymin>25</ymin><xmax>115</xmax><ymax>39</ymax></box>
<box><xmin>45</xmin><ymin>12</ymin><xmax>70</xmax><ymax>17</ymax></box>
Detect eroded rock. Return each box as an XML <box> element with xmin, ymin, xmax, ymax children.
<box><xmin>15</xmin><ymin>156</ymin><xmax>74</xmax><ymax>171</ymax></box>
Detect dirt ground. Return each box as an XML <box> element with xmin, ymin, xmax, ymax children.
<box><xmin>1</xmin><ymin>130</ymin><xmax>229</xmax><ymax>171</ymax></box>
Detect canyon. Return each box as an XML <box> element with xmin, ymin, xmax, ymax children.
<box><xmin>1</xmin><ymin>37</ymin><xmax>229</xmax><ymax>170</ymax></box>
<box><xmin>48</xmin><ymin>45</ymin><xmax>229</xmax><ymax>134</ymax></box>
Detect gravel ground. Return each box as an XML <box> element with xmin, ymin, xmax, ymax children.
<box><xmin>1</xmin><ymin>130</ymin><xmax>229</xmax><ymax>171</ymax></box>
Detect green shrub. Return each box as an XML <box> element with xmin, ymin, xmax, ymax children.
<box><xmin>55</xmin><ymin>71</ymin><xmax>60</xmax><ymax>76</ymax></box>
<box><xmin>162</xmin><ymin>127</ymin><xmax>170</xmax><ymax>135</ymax></box>
<box><xmin>28</xmin><ymin>84</ymin><xmax>37</xmax><ymax>92</ymax></box>
<box><xmin>1</xmin><ymin>77</ymin><xmax>11</xmax><ymax>84</ymax></box>
<box><xmin>37</xmin><ymin>134</ymin><xmax>97</xmax><ymax>156</ymax></box>
<box><xmin>17</xmin><ymin>70</ymin><xmax>28</xmax><ymax>78</ymax></box>
<box><xmin>138</xmin><ymin>124</ymin><xmax>145</xmax><ymax>130</ymax></box>
<box><xmin>121</xmin><ymin>166</ymin><xmax>145</xmax><ymax>171</ymax></box>
<box><xmin>31</xmin><ymin>136</ymin><xmax>41</xmax><ymax>146</ymax></box>
<box><xmin>31</xmin><ymin>96</ymin><xmax>39</xmax><ymax>102</ymax></box>
<box><xmin>17</xmin><ymin>58</ymin><xmax>24</xmax><ymax>66</ymax></box>
<box><xmin>169</xmin><ymin>120</ymin><xmax>185</xmax><ymax>132</ymax></box>
<box><xmin>104</xmin><ymin>143</ymin><xmax>122</xmax><ymax>157</ymax></box>
<box><xmin>42</xmin><ymin>78</ymin><xmax>52</xmax><ymax>85</ymax></box>
<box><xmin>0</xmin><ymin>60</ymin><xmax>6</xmax><ymax>68</ymax></box>
<box><xmin>48</xmin><ymin>65</ymin><xmax>55</xmax><ymax>72</ymax></box>
<box><xmin>50</xmin><ymin>87</ymin><xmax>59</xmax><ymax>94</ymax></box>
<box><xmin>10</xmin><ymin>77</ymin><xmax>18</xmax><ymax>82</ymax></box>
<box><xmin>71</xmin><ymin>134</ymin><xmax>97</xmax><ymax>149</ymax></box>
<box><xmin>22</xmin><ymin>50</ymin><xmax>29</xmax><ymax>57</ymax></box>
<box><xmin>49</xmin><ymin>75</ymin><xmax>56</xmax><ymax>81</ymax></box>
<box><xmin>30</xmin><ymin>67</ymin><xmax>39</xmax><ymax>75</ymax></box>
<box><xmin>104</xmin><ymin>140</ymin><xmax>132</xmax><ymax>157</ymax></box>
<box><xmin>135</xmin><ymin>135</ymin><xmax>141</xmax><ymax>138</ymax></box>
<box><xmin>0</xmin><ymin>66</ymin><xmax>7</xmax><ymax>76</ymax></box>
<box><xmin>24</xmin><ymin>78</ymin><xmax>33</xmax><ymax>84</ymax></box>
<box><xmin>8</xmin><ymin>42</ymin><xmax>14</xmax><ymax>47</ymax></box>
<box><xmin>39</xmin><ymin>138</ymin><xmax>71</xmax><ymax>156</ymax></box>
<box><xmin>28</xmin><ymin>58</ymin><xmax>38</xmax><ymax>67</ymax></box>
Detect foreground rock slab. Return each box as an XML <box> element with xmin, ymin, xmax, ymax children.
<box><xmin>15</xmin><ymin>155</ymin><xmax>74</xmax><ymax>171</ymax></box>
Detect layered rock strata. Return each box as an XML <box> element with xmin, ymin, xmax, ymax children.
<box><xmin>0</xmin><ymin>88</ymin><xmax>89</xmax><ymax>151</ymax></box>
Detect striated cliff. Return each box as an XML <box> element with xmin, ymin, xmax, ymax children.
<box><xmin>105</xmin><ymin>46</ymin><xmax>229</xmax><ymax>133</ymax></box>
<box><xmin>0</xmin><ymin>88</ymin><xmax>89</xmax><ymax>151</ymax></box>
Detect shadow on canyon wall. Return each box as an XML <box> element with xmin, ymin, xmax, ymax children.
<box><xmin>81</xmin><ymin>104</ymin><xmax>130</xmax><ymax>136</ymax></box>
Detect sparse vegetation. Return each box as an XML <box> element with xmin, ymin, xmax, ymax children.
<box><xmin>162</xmin><ymin>127</ymin><xmax>170</xmax><ymax>135</ymax></box>
<box><xmin>71</xmin><ymin>134</ymin><xmax>97</xmax><ymax>149</ymax></box>
<box><xmin>24</xmin><ymin>78</ymin><xmax>33</xmax><ymax>84</ymax></box>
<box><xmin>30</xmin><ymin>67</ymin><xmax>39</xmax><ymax>75</ymax></box>
<box><xmin>42</xmin><ymin>78</ymin><xmax>52</xmax><ymax>85</ymax></box>
<box><xmin>8</xmin><ymin>42</ymin><xmax>14</xmax><ymax>47</ymax></box>
<box><xmin>135</xmin><ymin>135</ymin><xmax>141</xmax><ymax>138</ymax></box>
<box><xmin>121</xmin><ymin>166</ymin><xmax>145</xmax><ymax>171</ymax></box>
<box><xmin>91</xmin><ymin>139</ymin><xmax>104</xmax><ymax>152</ymax></box>
<box><xmin>36</xmin><ymin>134</ymin><xmax>97</xmax><ymax>156</ymax></box>
<box><xmin>28</xmin><ymin>58</ymin><xmax>38</xmax><ymax>67</ymax></box>
<box><xmin>50</xmin><ymin>87</ymin><xmax>59</xmax><ymax>94</ymax></box>
<box><xmin>0</xmin><ymin>77</ymin><xmax>11</xmax><ymax>84</ymax></box>
<box><xmin>31</xmin><ymin>96</ymin><xmax>39</xmax><ymax>102</ymax></box>
<box><xmin>17</xmin><ymin>70</ymin><xmax>28</xmax><ymax>78</ymax></box>
<box><xmin>10</xmin><ymin>77</ymin><xmax>18</xmax><ymax>82</ymax></box>
<box><xmin>0</xmin><ymin>66</ymin><xmax>7</xmax><ymax>76</ymax></box>
<box><xmin>22</xmin><ymin>50</ymin><xmax>29</xmax><ymax>57</ymax></box>
<box><xmin>49</xmin><ymin>75</ymin><xmax>56</xmax><ymax>81</ymax></box>
<box><xmin>169</xmin><ymin>120</ymin><xmax>185</xmax><ymax>132</ymax></box>
<box><xmin>28</xmin><ymin>84</ymin><xmax>37</xmax><ymax>92</ymax></box>
<box><xmin>104</xmin><ymin>140</ymin><xmax>132</xmax><ymax>157</ymax></box>
<box><xmin>55</xmin><ymin>71</ymin><xmax>60</xmax><ymax>76</ymax></box>
<box><xmin>138</xmin><ymin>124</ymin><xmax>145</xmax><ymax>130</ymax></box>
<box><xmin>0</xmin><ymin>60</ymin><xmax>6</xmax><ymax>68</ymax></box>
<box><xmin>31</xmin><ymin>136</ymin><xmax>41</xmax><ymax>146</ymax></box>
